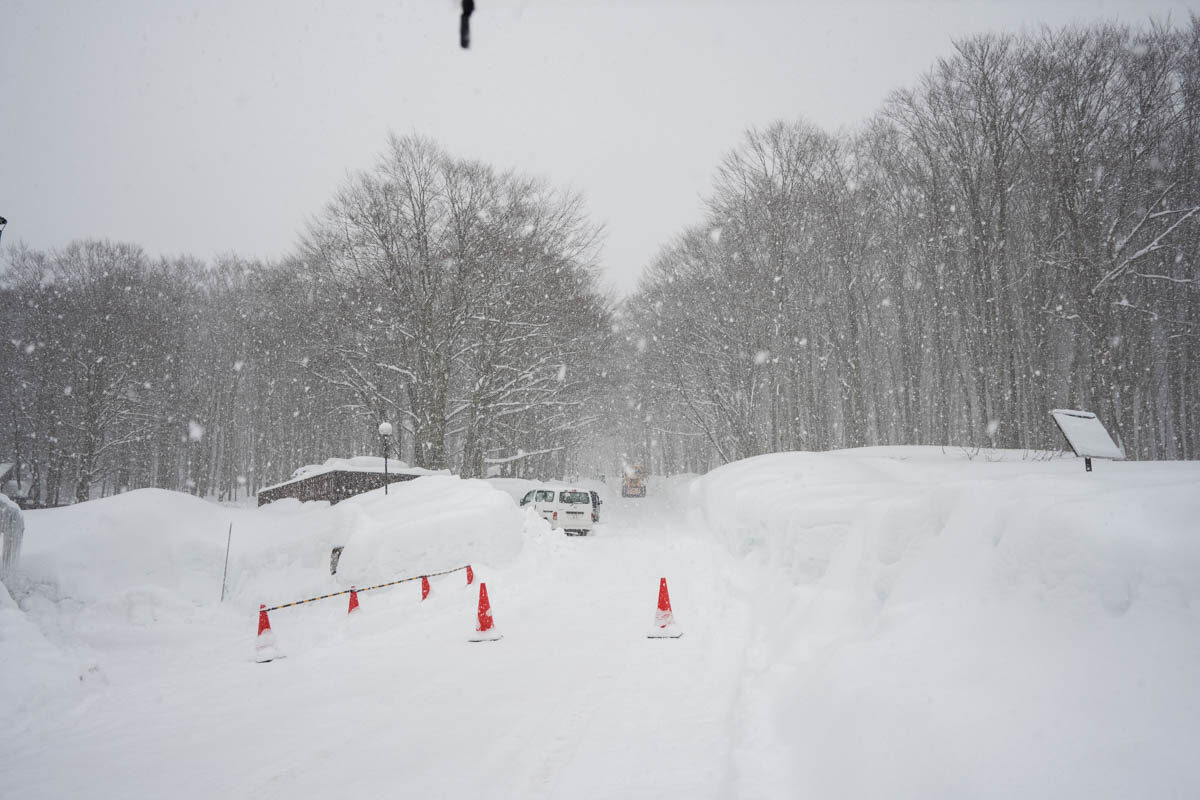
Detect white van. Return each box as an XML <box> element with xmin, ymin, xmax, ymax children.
<box><xmin>519</xmin><ymin>486</ymin><xmax>596</xmax><ymax>536</ymax></box>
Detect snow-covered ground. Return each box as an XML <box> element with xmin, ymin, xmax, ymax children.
<box><xmin>2</xmin><ymin>448</ymin><xmax>1198</xmax><ymax>798</ymax></box>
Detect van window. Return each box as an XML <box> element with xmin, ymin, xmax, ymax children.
<box><xmin>559</xmin><ymin>490</ymin><xmax>589</xmax><ymax>504</ymax></box>
<box><xmin>535</xmin><ymin>490</ymin><xmax>555</xmax><ymax>502</ymax></box>
<box><xmin>520</xmin><ymin>491</ymin><xmax>534</xmax><ymax>505</ymax></box>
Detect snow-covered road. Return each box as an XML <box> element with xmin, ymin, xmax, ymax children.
<box><xmin>3</xmin><ymin>497</ymin><xmax>781</xmax><ymax>799</ymax></box>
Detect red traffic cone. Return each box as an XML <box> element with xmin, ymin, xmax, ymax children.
<box><xmin>421</xmin><ymin>575</ymin><xmax>431</xmax><ymax>601</ymax></box>
<box><xmin>255</xmin><ymin>604</ymin><xmax>285</xmax><ymax>662</ymax></box>
<box><xmin>347</xmin><ymin>587</ymin><xmax>360</xmax><ymax>614</ymax></box>
<box><xmin>468</xmin><ymin>582</ymin><xmax>502</xmax><ymax>642</ymax></box>
<box><xmin>647</xmin><ymin>577</ymin><xmax>682</xmax><ymax>639</ymax></box>
<box><xmin>466</xmin><ymin>565</ymin><xmax>474</xmax><ymax>585</ymax></box>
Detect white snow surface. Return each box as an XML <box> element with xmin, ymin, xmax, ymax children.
<box><xmin>2</xmin><ymin>447</ymin><xmax>1198</xmax><ymax>798</ymax></box>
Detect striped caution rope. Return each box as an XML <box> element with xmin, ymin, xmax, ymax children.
<box><xmin>264</xmin><ymin>564</ymin><xmax>470</xmax><ymax>612</ymax></box>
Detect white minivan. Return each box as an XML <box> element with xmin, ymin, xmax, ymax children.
<box><xmin>519</xmin><ymin>486</ymin><xmax>596</xmax><ymax>535</ymax></box>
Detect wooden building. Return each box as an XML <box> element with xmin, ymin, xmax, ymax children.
<box><xmin>257</xmin><ymin>469</ymin><xmax>422</xmax><ymax>506</ymax></box>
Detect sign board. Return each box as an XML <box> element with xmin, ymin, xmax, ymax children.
<box><xmin>1050</xmin><ymin>409</ymin><xmax>1124</xmax><ymax>463</ymax></box>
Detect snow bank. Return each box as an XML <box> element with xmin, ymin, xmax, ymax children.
<box><xmin>676</xmin><ymin>447</ymin><xmax>1200</xmax><ymax>798</ymax></box>
<box><xmin>6</xmin><ymin>476</ymin><xmax>528</xmax><ymax>673</ymax></box>
<box><xmin>14</xmin><ymin>489</ymin><xmax>346</xmax><ymax>613</ymax></box>
<box><xmin>6</xmin><ymin>489</ymin><xmax>344</xmax><ymax>681</ymax></box>
<box><xmin>18</xmin><ymin>489</ymin><xmax>249</xmax><ymax>609</ymax></box>
<box><xmin>332</xmin><ymin>475</ymin><xmax>526</xmax><ymax>585</ymax></box>
<box><xmin>14</xmin><ymin>476</ymin><xmax>528</xmax><ymax>618</ymax></box>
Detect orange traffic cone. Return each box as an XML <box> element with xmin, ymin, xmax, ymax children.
<box><xmin>466</xmin><ymin>565</ymin><xmax>474</xmax><ymax>585</ymax></box>
<box><xmin>647</xmin><ymin>578</ymin><xmax>682</xmax><ymax>639</ymax></box>
<box><xmin>421</xmin><ymin>575</ymin><xmax>431</xmax><ymax>601</ymax></box>
<box><xmin>347</xmin><ymin>587</ymin><xmax>360</xmax><ymax>614</ymax></box>
<box><xmin>255</xmin><ymin>604</ymin><xmax>285</xmax><ymax>662</ymax></box>
<box><xmin>468</xmin><ymin>582</ymin><xmax>502</xmax><ymax>642</ymax></box>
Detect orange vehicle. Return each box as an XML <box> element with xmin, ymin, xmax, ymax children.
<box><xmin>621</xmin><ymin>464</ymin><xmax>646</xmax><ymax>498</ymax></box>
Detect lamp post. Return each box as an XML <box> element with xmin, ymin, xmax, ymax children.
<box><xmin>378</xmin><ymin>421</ymin><xmax>393</xmax><ymax>495</ymax></box>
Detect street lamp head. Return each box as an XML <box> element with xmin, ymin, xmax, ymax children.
<box><xmin>377</xmin><ymin>421</ymin><xmax>393</xmax><ymax>437</ymax></box>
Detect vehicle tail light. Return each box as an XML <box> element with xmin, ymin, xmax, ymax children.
<box><xmin>592</xmin><ymin>512</ymin><xmax>598</xmax><ymax>522</ymax></box>
<box><xmin>552</xmin><ymin>511</ymin><xmax>558</xmax><ymax>520</ymax></box>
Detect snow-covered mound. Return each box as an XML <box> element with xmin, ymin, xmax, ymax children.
<box><xmin>4</xmin><ymin>489</ymin><xmax>335</xmax><ymax>723</ymax></box>
<box><xmin>17</xmin><ymin>489</ymin><xmax>338</xmax><ymax>616</ymax></box>
<box><xmin>673</xmin><ymin>446</ymin><xmax>1200</xmax><ymax>797</ymax></box>
<box><xmin>332</xmin><ymin>475</ymin><xmax>526</xmax><ymax>586</ymax></box>
<box><xmin>16</xmin><ymin>477</ymin><xmax>528</xmax><ymax>615</ymax></box>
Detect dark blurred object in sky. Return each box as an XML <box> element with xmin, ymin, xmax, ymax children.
<box><xmin>461</xmin><ymin>0</ymin><xmax>474</xmax><ymax>49</ymax></box>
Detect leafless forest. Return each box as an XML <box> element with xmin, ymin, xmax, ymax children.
<box><xmin>3</xmin><ymin>21</ymin><xmax>1198</xmax><ymax>503</ymax></box>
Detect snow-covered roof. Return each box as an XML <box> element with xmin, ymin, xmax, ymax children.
<box><xmin>257</xmin><ymin>456</ymin><xmax>441</xmax><ymax>494</ymax></box>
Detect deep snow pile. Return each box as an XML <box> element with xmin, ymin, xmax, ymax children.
<box><xmin>16</xmin><ymin>476</ymin><xmax>525</xmax><ymax>610</ymax></box>
<box><xmin>672</xmin><ymin>447</ymin><xmax>1200</xmax><ymax>798</ymax></box>
<box><xmin>332</xmin><ymin>475</ymin><xmax>525</xmax><ymax>585</ymax></box>
<box><xmin>1</xmin><ymin>475</ymin><xmax>531</xmax><ymax>718</ymax></box>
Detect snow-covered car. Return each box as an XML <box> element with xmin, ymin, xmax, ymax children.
<box><xmin>519</xmin><ymin>486</ymin><xmax>596</xmax><ymax>535</ymax></box>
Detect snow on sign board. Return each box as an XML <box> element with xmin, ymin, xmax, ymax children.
<box><xmin>1050</xmin><ymin>409</ymin><xmax>1125</xmax><ymax>461</ymax></box>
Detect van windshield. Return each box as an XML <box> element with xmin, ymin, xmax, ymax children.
<box><xmin>559</xmin><ymin>491</ymin><xmax>590</xmax><ymax>504</ymax></box>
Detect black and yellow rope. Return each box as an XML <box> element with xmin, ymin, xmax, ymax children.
<box><xmin>263</xmin><ymin>564</ymin><xmax>470</xmax><ymax>612</ymax></box>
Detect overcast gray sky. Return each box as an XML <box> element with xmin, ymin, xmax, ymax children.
<box><xmin>1</xmin><ymin>0</ymin><xmax>1193</xmax><ymax>293</ymax></box>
